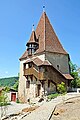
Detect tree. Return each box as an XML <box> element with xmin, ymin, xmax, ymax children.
<box><xmin>69</xmin><ymin>61</ymin><xmax>80</xmax><ymax>88</ymax></box>
<box><xmin>69</xmin><ymin>61</ymin><xmax>77</xmax><ymax>73</ymax></box>
<box><xmin>77</xmin><ymin>78</ymin><xmax>80</xmax><ymax>88</ymax></box>
<box><xmin>13</xmin><ymin>80</ymin><xmax>19</xmax><ymax>91</ymax></box>
<box><xmin>0</xmin><ymin>91</ymin><xmax>8</xmax><ymax>106</ymax></box>
<box><xmin>4</xmin><ymin>86</ymin><xmax>10</xmax><ymax>92</ymax></box>
<box><xmin>0</xmin><ymin>90</ymin><xmax>9</xmax><ymax>119</ymax></box>
<box><xmin>57</xmin><ymin>82</ymin><xmax>66</xmax><ymax>94</ymax></box>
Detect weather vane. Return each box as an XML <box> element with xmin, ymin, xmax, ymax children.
<box><xmin>32</xmin><ymin>24</ymin><xmax>34</xmax><ymax>31</ymax></box>
<box><xmin>43</xmin><ymin>0</ymin><xmax>46</xmax><ymax>12</ymax></box>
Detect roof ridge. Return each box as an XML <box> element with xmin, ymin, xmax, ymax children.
<box><xmin>44</xmin><ymin>12</ymin><xmax>46</xmax><ymax>54</ymax></box>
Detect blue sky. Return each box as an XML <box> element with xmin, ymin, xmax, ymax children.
<box><xmin>0</xmin><ymin>0</ymin><xmax>80</xmax><ymax>78</ymax></box>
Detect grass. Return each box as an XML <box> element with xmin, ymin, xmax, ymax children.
<box><xmin>0</xmin><ymin>102</ymin><xmax>11</xmax><ymax>106</ymax></box>
<box><xmin>47</xmin><ymin>93</ymin><xmax>59</xmax><ymax>100</ymax></box>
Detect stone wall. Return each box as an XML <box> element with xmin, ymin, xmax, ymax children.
<box><xmin>44</xmin><ymin>80</ymin><xmax>56</xmax><ymax>95</ymax></box>
<box><xmin>41</xmin><ymin>66</ymin><xmax>68</xmax><ymax>95</ymax></box>
<box><xmin>46</xmin><ymin>52</ymin><xmax>70</xmax><ymax>74</ymax></box>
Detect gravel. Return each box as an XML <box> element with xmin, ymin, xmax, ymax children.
<box><xmin>51</xmin><ymin>97</ymin><xmax>80</xmax><ymax>120</ymax></box>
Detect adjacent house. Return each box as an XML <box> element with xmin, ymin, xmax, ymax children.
<box><xmin>7</xmin><ymin>88</ymin><xmax>18</xmax><ymax>102</ymax></box>
<box><xmin>0</xmin><ymin>87</ymin><xmax>4</xmax><ymax>96</ymax></box>
<box><xmin>18</xmin><ymin>11</ymin><xmax>73</xmax><ymax>102</ymax></box>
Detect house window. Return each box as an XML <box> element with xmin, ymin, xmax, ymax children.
<box><xmin>57</xmin><ymin>65</ymin><xmax>60</xmax><ymax>70</ymax></box>
<box><xmin>26</xmin><ymin>80</ymin><xmax>30</xmax><ymax>88</ymax></box>
<box><xmin>28</xmin><ymin>49</ymin><xmax>32</xmax><ymax>55</ymax></box>
<box><xmin>29</xmin><ymin>44</ymin><xmax>32</xmax><ymax>48</ymax></box>
<box><xmin>45</xmin><ymin>67</ymin><xmax>47</xmax><ymax>72</ymax></box>
<box><xmin>48</xmin><ymin>80</ymin><xmax>50</xmax><ymax>88</ymax></box>
<box><xmin>28</xmin><ymin>63</ymin><xmax>32</xmax><ymax>68</ymax></box>
<box><xmin>41</xmin><ymin>81</ymin><xmax>44</xmax><ymax>87</ymax></box>
<box><xmin>30</xmin><ymin>76</ymin><xmax>33</xmax><ymax>82</ymax></box>
<box><xmin>39</xmin><ymin>67</ymin><xmax>43</xmax><ymax>72</ymax></box>
<box><xmin>32</xmin><ymin>49</ymin><xmax>35</xmax><ymax>54</ymax></box>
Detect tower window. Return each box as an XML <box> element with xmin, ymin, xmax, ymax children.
<box><xmin>28</xmin><ymin>49</ymin><xmax>32</xmax><ymax>55</ymax></box>
<box><xmin>26</xmin><ymin>80</ymin><xmax>30</xmax><ymax>88</ymax></box>
<box><xmin>32</xmin><ymin>49</ymin><xmax>35</xmax><ymax>54</ymax></box>
<box><xmin>57</xmin><ymin>65</ymin><xmax>60</xmax><ymax>70</ymax></box>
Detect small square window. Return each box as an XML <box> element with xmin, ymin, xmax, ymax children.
<box><xmin>57</xmin><ymin>65</ymin><xmax>59</xmax><ymax>70</ymax></box>
<box><xmin>26</xmin><ymin>80</ymin><xmax>30</xmax><ymax>88</ymax></box>
<box><xmin>28</xmin><ymin>63</ymin><xmax>32</xmax><ymax>68</ymax></box>
<box><xmin>30</xmin><ymin>76</ymin><xmax>33</xmax><ymax>82</ymax></box>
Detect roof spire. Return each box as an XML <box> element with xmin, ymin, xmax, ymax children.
<box><xmin>43</xmin><ymin>0</ymin><xmax>46</xmax><ymax>12</ymax></box>
<box><xmin>32</xmin><ymin>24</ymin><xmax>34</xmax><ymax>31</ymax></box>
<box><xmin>43</xmin><ymin>5</ymin><xmax>45</xmax><ymax>12</ymax></box>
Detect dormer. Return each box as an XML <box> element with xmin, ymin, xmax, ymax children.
<box><xmin>26</xmin><ymin>31</ymin><xmax>39</xmax><ymax>56</ymax></box>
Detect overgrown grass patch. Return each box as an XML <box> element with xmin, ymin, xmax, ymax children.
<box><xmin>47</xmin><ymin>93</ymin><xmax>59</xmax><ymax>100</ymax></box>
<box><xmin>0</xmin><ymin>102</ymin><xmax>11</xmax><ymax>106</ymax></box>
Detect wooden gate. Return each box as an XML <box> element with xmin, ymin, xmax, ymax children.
<box><xmin>11</xmin><ymin>93</ymin><xmax>16</xmax><ymax>102</ymax></box>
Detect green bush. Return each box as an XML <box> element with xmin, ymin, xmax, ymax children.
<box><xmin>77</xmin><ymin>78</ymin><xmax>80</xmax><ymax>88</ymax></box>
<box><xmin>47</xmin><ymin>93</ymin><xmax>58</xmax><ymax>100</ymax></box>
<box><xmin>57</xmin><ymin>82</ymin><xmax>66</xmax><ymax>94</ymax></box>
<box><xmin>16</xmin><ymin>98</ymin><xmax>20</xmax><ymax>103</ymax></box>
<box><xmin>0</xmin><ymin>91</ymin><xmax>9</xmax><ymax>106</ymax></box>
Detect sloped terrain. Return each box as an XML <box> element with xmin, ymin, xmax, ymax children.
<box><xmin>0</xmin><ymin>77</ymin><xmax>19</xmax><ymax>87</ymax></box>
<box><xmin>51</xmin><ymin>97</ymin><xmax>80</xmax><ymax>120</ymax></box>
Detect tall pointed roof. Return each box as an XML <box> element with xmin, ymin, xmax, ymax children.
<box><xmin>35</xmin><ymin>12</ymin><xmax>67</xmax><ymax>54</ymax></box>
<box><xmin>27</xmin><ymin>30</ymin><xmax>37</xmax><ymax>45</ymax></box>
<box><xmin>20</xmin><ymin>12</ymin><xmax>68</xmax><ymax>60</ymax></box>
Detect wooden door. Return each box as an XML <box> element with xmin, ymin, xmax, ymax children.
<box><xmin>11</xmin><ymin>93</ymin><xmax>16</xmax><ymax>102</ymax></box>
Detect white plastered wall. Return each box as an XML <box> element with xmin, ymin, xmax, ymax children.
<box><xmin>18</xmin><ymin>59</ymin><xmax>27</xmax><ymax>102</ymax></box>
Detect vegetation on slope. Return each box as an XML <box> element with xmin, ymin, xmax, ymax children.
<box><xmin>0</xmin><ymin>77</ymin><xmax>19</xmax><ymax>87</ymax></box>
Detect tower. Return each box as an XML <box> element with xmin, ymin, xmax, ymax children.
<box><xmin>18</xmin><ymin>11</ymin><xmax>73</xmax><ymax>102</ymax></box>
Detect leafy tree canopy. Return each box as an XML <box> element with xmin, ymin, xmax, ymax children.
<box><xmin>69</xmin><ymin>61</ymin><xmax>80</xmax><ymax>88</ymax></box>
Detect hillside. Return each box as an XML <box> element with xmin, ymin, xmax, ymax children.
<box><xmin>0</xmin><ymin>77</ymin><xmax>19</xmax><ymax>87</ymax></box>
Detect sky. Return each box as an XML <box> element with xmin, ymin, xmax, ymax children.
<box><xmin>0</xmin><ymin>0</ymin><xmax>80</xmax><ymax>78</ymax></box>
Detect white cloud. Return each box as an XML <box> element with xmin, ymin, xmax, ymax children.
<box><xmin>5</xmin><ymin>71</ymin><xmax>8</xmax><ymax>74</ymax></box>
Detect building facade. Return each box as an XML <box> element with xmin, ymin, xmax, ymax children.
<box><xmin>18</xmin><ymin>12</ymin><xmax>73</xmax><ymax>102</ymax></box>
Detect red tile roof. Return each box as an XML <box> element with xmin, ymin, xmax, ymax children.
<box><xmin>33</xmin><ymin>57</ymin><xmax>43</xmax><ymax>66</ymax></box>
<box><xmin>24</xmin><ymin>57</ymin><xmax>52</xmax><ymax>66</ymax></box>
<box><xmin>25</xmin><ymin>57</ymin><xmax>43</xmax><ymax>66</ymax></box>
<box><xmin>19</xmin><ymin>50</ymin><xmax>28</xmax><ymax>60</ymax></box>
<box><xmin>20</xmin><ymin>12</ymin><xmax>68</xmax><ymax>60</ymax></box>
<box><xmin>35</xmin><ymin>12</ymin><xmax>68</xmax><ymax>54</ymax></box>
<box><xmin>62</xmin><ymin>74</ymin><xmax>74</xmax><ymax>80</ymax></box>
<box><xmin>39</xmin><ymin>60</ymin><xmax>52</xmax><ymax>66</ymax></box>
<box><xmin>27</xmin><ymin>31</ymin><xmax>38</xmax><ymax>45</ymax></box>
<box><xmin>25</xmin><ymin>59</ymin><xmax>32</xmax><ymax>63</ymax></box>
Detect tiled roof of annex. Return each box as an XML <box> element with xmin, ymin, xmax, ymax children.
<box><xmin>62</xmin><ymin>74</ymin><xmax>74</xmax><ymax>80</ymax></box>
<box><xmin>25</xmin><ymin>57</ymin><xmax>52</xmax><ymax>66</ymax></box>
